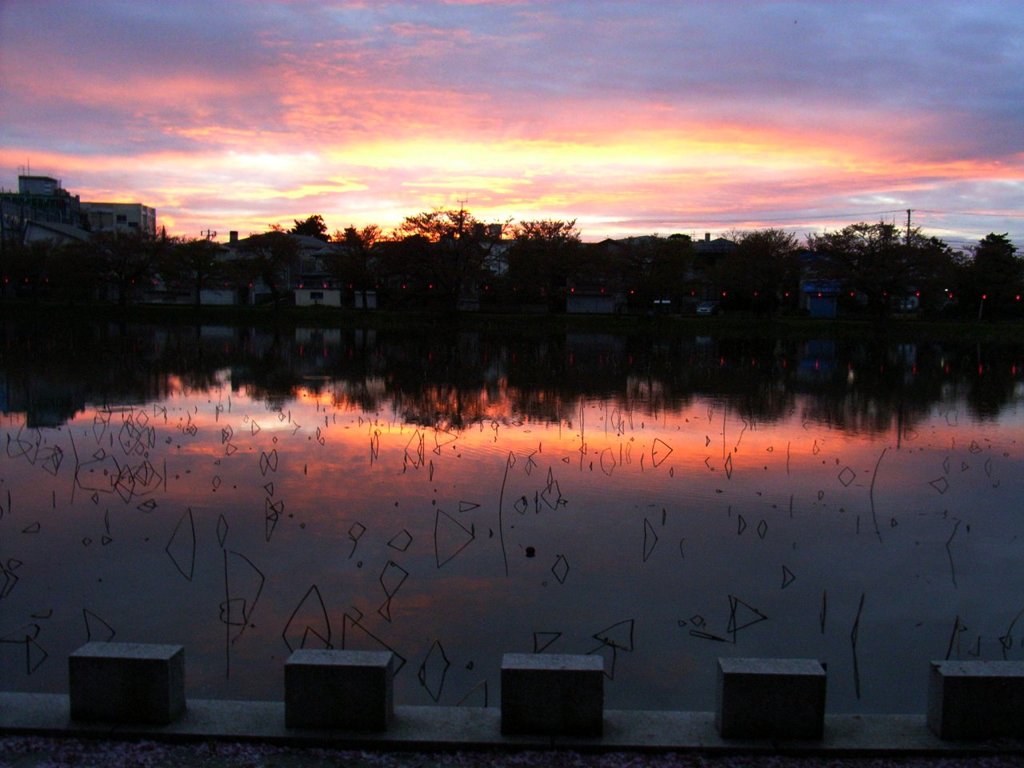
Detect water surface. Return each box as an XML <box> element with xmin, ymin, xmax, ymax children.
<box><xmin>1</xmin><ymin>320</ymin><xmax>1022</xmax><ymax>713</ymax></box>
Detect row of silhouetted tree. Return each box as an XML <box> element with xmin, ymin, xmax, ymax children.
<box><xmin>1</xmin><ymin>207</ymin><xmax>1020</xmax><ymax>318</ymax></box>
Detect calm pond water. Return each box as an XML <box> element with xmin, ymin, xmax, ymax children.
<box><xmin>1</xmin><ymin>318</ymin><xmax>1022</xmax><ymax>714</ymax></box>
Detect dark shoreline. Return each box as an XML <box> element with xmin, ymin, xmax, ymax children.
<box><xmin>2</xmin><ymin>300</ymin><xmax>1021</xmax><ymax>344</ymax></box>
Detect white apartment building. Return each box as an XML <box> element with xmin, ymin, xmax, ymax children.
<box><xmin>82</xmin><ymin>201</ymin><xmax>157</xmax><ymax>238</ymax></box>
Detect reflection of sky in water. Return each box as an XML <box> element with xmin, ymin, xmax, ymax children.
<box><xmin>1</xmin><ymin>375</ymin><xmax>1022</xmax><ymax>714</ymax></box>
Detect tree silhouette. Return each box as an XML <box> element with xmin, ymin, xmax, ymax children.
<box><xmin>713</xmin><ymin>229</ymin><xmax>799</xmax><ymax>314</ymax></box>
<box><xmin>393</xmin><ymin>206</ymin><xmax>506</xmax><ymax>309</ymax></box>
<box><xmin>507</xmin><ymin>219</ymin><xmax>581</xmax><ymax>309</ymax></box>
<box><xmin>626</xmin><ymin>234</ymin><xmax>695</xmax><ymax>311</ymax></box>
<box><xmin>92</xmin><ymin>230</ymin><xmax>161</xmax><ymax>307</ymax></box>
<box><xmin>290</xmin><ymin>214</ymin><xmax>329</xmax><ymax>242</ymax></box>
<box><xmin>808</xmin><ymin>222</ymin><xmax>956</xmax><ymax>317</ymax></box>
<box><xmin>161</xmin><ymin>237</ymin><xmax>224</xmax><ymax>307</ymax></box>
<box><xmin>239</xmin><ymin>231</ymin><xmax>300</xmax><ymax>307</ymax></box>
<box><xmin>48</xmin><ymin>239</ymin><xmax>103</xmax><ymax>304</ymax></box>
<box><xmin>965</xmin><ymin>233</ymin><xmax>1021</xmax><ymax>318</ymax></box>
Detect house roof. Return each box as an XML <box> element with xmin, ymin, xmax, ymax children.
<box><xmin>694</xmin><ymin>237</ymin><xmax>737</xmax><ymax>254</ymax></box>
<box><xmin>23</xmin><ymin>219</ymin><xmax>91</xmax><ymax>244</ymax></box>
<box><xmin>227</xmin><ymin>232</ymin><xmax>336</xmax><ymax>255</ymax></box>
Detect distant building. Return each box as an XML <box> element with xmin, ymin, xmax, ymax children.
<box><xmin>801</xmin><ymin>279</ymin><xmax>841</xmax><ymax>318</ymax></box>
<box><xmin>82</xmin><ymin>201</ymin><xmax>157</xmax><ymax>238</ymax></box>
<box><xmin>18</xmin><ymin>176</ymin><xmax>63</xmax><ymax>196</ymax></box>
<box><xmin>1</xmin><ymin>175</ymin><xmax>83</xmax><ymax>243</ymax></box>
<box><xmin>1</xmin><ymin>175</ymin><xmax>157</xmax><ymax>245</ymax></box>
<box><xmin>566</xmin><ymin>283</ymin><xmax>624</xmax><ymax>314</ymax></box>
<box><xmin>294</xmin><ymin>287</ymin><xmax>342</xmax><ymax>307</ymax></box>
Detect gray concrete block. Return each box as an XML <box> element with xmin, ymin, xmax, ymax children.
<box><xmin>716</xmin><ymin>657</ymin><xmax>826</xmax><ymax>739</ymax></box>
<box><xmin>69</xmin><ymin>642</ymin><xmax>185</xmax><ymax>724</ymax></box>
<box><xmin>500</xmin><ymin>653</ymin><xmax>603</xmax><ymax>736</ymax></box>
<box><xmin>285</xmin><ymin>649</ymin><xmax>394</xmax><ymax>730</ymax></box>
<box><xmin>927</xmin><ymin>660</ymin><xmax>1024</xmax><ymax>739</ymax></box>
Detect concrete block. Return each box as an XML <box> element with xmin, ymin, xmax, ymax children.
<box><xmin>69</xmin><ymin>642</ymin><xmax>185</xmax><ymax>724</ymax></box>
<box><xmin>927</xmin><ymin>660</ymin><xmax>1024</xmax><ymax>739</ymax></box>
<box><xmin>716</xmin><ymin>657</ymin><xmax>826</xmax><ymax>739</ymax></box>
<box><xmin>285</xmin><ymin>649</ymin><xmax>394</xmax><ymax>730</ymax></box>
<box><xmin>501</xmin><ymin>653</ymin><xmax>603</xmax><ymax>736</ymax></box>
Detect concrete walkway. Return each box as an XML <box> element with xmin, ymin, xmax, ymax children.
<box><xmin>3</xmin><ymin>692</ymin><xmax>1024</xmax><ymax>765</ymax></box>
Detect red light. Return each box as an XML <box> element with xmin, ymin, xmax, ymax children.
<box><xmin>721</xmin><ymin>290</ymin><xmax>727</xmax><ymax>297</ymax></box>
<box><xmin>914</xmin><ymin>291</ymin><xmax>920</xmax><ymax>298</ymax></box>
<box><xmin>982</xmin><ymin>293</ymin><xmax>988</xmax><ymax>300</ymax></box>
<box><xmin>817</xmin><ymin>292</ymin><xmax>823</xmax><ymax>299</ymax></box>
<box><xmin>753</xmin><ymin>290</ymin><xmax>759</xmax><ymax>297</ymax></box>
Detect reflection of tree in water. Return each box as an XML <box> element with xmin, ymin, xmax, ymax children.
<box><xmin>954</xmin><ymin>342</ymin><xmax>1024</xmax><ymax>422</ymax></box>
<box><xmin>0</xmin><ymin>315</ymin><xmax>1020</xmax><ymax>431</ymax></box>
<box><xmin>155</xmin><ymin>324</ymin><xmax>238</xmax><ymax>391</ymax></box>
<box><xmin>0</xmin><ymin>317</ymin><xmax>168</xmax><ymax>427</ymax></box>
<box><xmin>795</xmin><ymin>338</ymin><xmax>1023</xmax><ymax>433</ymax></box>
<box><xmin>230</xmin><ymin>328</ymin><xmax>303</xmax><ymax>410</ymax></box>
<box><xmin>796</xmin><ymin>339</ymin><xmax>938</xmax><ymax>436</ymax></box>
<box><xmin>680</xmin><ymin>336</ymin><xmax>796</xmax><ymax>424</ymax></box>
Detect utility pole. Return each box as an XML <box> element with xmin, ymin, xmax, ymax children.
<box><xmin>906</xmin><ymin>209</ymin><xmax>912</xmax><ymax>246</ymax></box>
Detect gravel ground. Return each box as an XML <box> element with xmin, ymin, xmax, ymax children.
<box><xmin>2</xmin><ymin>737</ymin><xmax>1023</xmax><ymax>768</ymax></box>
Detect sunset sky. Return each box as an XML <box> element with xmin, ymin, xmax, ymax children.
<box><xmin>2</xmin><ymin>1</ymin><xmax>1022</xmax><ymax>246</ymax></box>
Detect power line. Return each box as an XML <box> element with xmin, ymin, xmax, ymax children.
<box><xmin>667</xmin><ymin>209</ymin><xmax>909</xmax><ymax>225</ymax></box>
<box><xmin>915</xmin><ymin>208</ymin><xmax>1024</xmax><ymax>220</ymax></box>
<box><xmin>665</xmin><ymin>207</ymin><xmax>1021</xmax><ymax>237</ymax></box>
<box><xmin>670</xmin><ymin>209</ymin><xmax>1024</xmax><ymax>228</ymax></box>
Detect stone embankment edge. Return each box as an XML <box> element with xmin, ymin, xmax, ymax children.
<box><xmin>2</xmin><ymin>693</ymin><xmax>1023</xmax><ymax>756</ymax></box>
